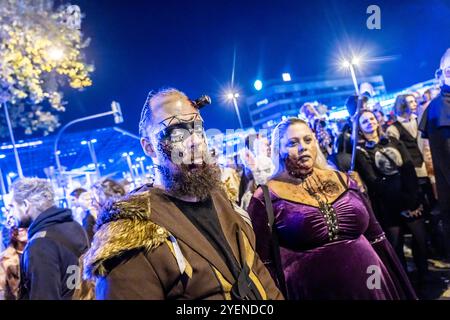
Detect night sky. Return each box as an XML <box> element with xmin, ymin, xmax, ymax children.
<box><xmin>53</xmin><ymin>0</ymin><xmax>450</xmax><ymax>135</ymax></box>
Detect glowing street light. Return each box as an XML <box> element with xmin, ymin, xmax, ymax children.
<box><xmin>341</xmin><ymin>55</ymin><xmax>364</xmax><ymax>172</ymax></box>
<box><xmin>135</xmin><ymin>156</ymin><xmax>147</xmax><ymax>177</ymax></box>
<box><xmin>341</xmin><ymin>56</ymin><xmax>362</xmax><ymax>95</ymax></box>
<box><xmin>282</xmin><ymin>73</ymin><xmax>291</xmax><ymax>82</ymax></box>
<box><xmin>341</xmin><ymin>60</ymin><xmax>351</xmax><ymax>68</ymax></box>
<box><xmin>122</xmin><ymin>152</ymin><xmax>135</xmax><ymax>180</ymax></box>
<box><xmin>0</xmin><ymin>155</ymin><xmax>6</xmax><ymax>195</ymax></box>
<box><xmin>254</xmin><ymin>80</ymin><xmax>263</xmax><ymax>91</ymax></box>
<box><xmin>351</xmin><ymin>57</ymin><xmax>361</xmax><ymax>66</ymax></box>
<box><xmin>225</xmin><ymin>91</ymin><xmax>244</xmax><ymax>129</ymax></box>
<box><xmin>81</xmin><ymin>139</ymin><xmax>100</xmax><ymax>179</ymax></box>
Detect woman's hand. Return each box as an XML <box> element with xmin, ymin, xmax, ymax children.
<box><xmin>409</xmin><ymin>205</ymin><xmax>423</xmax><ymax>218</ymax></box>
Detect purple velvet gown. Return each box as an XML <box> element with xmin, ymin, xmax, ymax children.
<box><xmin>247</xmin><ymin>176</ymin><xmax>417</xmax><ymax>300</ymax></box>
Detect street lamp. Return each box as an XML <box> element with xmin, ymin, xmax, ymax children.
<box><xmin>0</xmin><ymin>154</ymin><xmax>6</xmax><ymax>195</ymax></box>
<box><xmin>6</xmin><ymin>172</ymin><xmax>17</xmax><ymax>194</ymax></box>
<box><xmin>1</xmin><ymin>102</ymin><xmax>23</xmax><ymax>178</ymax></box>
<box><xmin>135</xmin><ymin>156</ymin><xmax>147</xmax><ymax>177</ymax></box>
<box><xmin>254</xmin><ymin>80</ymin><xmax>263</xmax><ymax>91</ymax></box>
<box><xmin>225</xmin><ymin>91</ymin><xmax>244</xmax><ymax>129</ymax></box>
<box><xmin>282</xmin><ymin>73</ymin><xmax>292</xmax><ymax>82</ymax></box>
<box><xmin>54</xmin><ymin>101</ymin><xmax>124</xmax><ymax>204</ymax></box>
<box><xmin>122</xmin><ymin>152</ymin><xmax>135</xmax><ymax>181</ymax></box>
<box><xmin>81</xmin><ymin>139</ymin><xmax>100</xmax><ymax>179</ymax></box>
<box><xmin>341</xmin><ymin>57</ymin><xmax>361</xmax><ymax>95</ymax></box>
<box><xmin>341</xmin><ymin>56</ymin><xmax>363</xmax><ymax>171</ymax></box>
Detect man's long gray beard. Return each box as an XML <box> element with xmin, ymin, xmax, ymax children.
<box><xmin>157</xmin><ymin>162</ymin><xmax>222</xmax><ymax>201</ymax></box>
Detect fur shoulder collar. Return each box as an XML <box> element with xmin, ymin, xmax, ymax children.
<box><xmin>83</xmin><ymin>191</ymin><xmax>168</xmax><ymax>279</ymax></box>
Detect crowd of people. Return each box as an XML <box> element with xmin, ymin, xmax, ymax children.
<box><xmin>0</xmin><ymin>48</ymin><xmax>449</xmax><ymax>300</ymax></box>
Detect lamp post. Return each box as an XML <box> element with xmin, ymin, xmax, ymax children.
<box><xmin>1</xmin><ymin>102</ymin><xmax>23</xmax><ymax>178</ymax></box>
<box><xmin>0</xmin><ymin>155</ymin><xmax>6</xmax><ymax>195</ymax></box>
<box><xmin>226</xmin><ymin>92</ymin><xmax>244</xmax><ymax>129</ymax></box>
<box><xmin>54</xmin><ymin>102</ymin><xmax>123</xmax><ymax>203</ymax></box>
<box><xmin>342</xmin><ymin>57</ymin><xmax>363</xmax><ymax>171</ymax></box>
<box><xmin>6</xmin><ymin>172</ymin><xmax>17</xmax><ymax>194</ymax></box>
<box><xmin>122</xmin><ymin>152</ymin><xmax>135</xmax><ymax>181</ymax></box>
<box><xmin>81</xmin><ymin>139</ymin><xmax>100</xmax><ymax>179</ymax></box>
<box><xmin>342</xmin><ymin>58</ymin><xmax>361</xmax><ymax>95</ymax></box>
<box><xmin>136</xmin><ymin>157</ymin><xmax>146</xmax><ymax>177</ymax></box>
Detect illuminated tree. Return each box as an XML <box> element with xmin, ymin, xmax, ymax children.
<box><xmin>0</xmin><ymin>0</ymin><xmax>93</xmax><ymax>137</ymax></box>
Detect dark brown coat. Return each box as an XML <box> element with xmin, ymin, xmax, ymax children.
<box><xmin>84</xmin><ymin>188</ymin><xmax>283</xmax><ymax>300</ymax></box>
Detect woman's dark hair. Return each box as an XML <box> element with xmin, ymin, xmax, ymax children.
<box><xmin>356</xmin><ymin>109</ymin><xmax>384</xmax><ymax>143</ymax></box>
<box><xmin>373</xmin><ymin>108</ymin><xmax>384</xmax><ymax>118</ymax></box>
<box><xmin>92</xmin><ymin>178</ymin><xmax>126</xmax><ymax>206</ymax></box>
<box><xmin>69</xmin><ymin>188</ymin><xmax>87</xmax><ymax>199</ymax></box>
<box><xmin>394</xmin><ymin>94</ymin><xmax>415</xmax><ymax>116</ymax></box>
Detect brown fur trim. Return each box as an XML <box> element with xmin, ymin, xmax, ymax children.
<box><xmin>95</xmin><ymin>191</ymin><xmax>153</xmax><ymax>228</ymax></box>
<box><xmin>83</xmin><ymin>191</ymin><xmax>168</xmax><ymax>279</ymax></box>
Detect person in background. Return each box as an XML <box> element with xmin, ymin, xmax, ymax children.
<box><xmin>387</xmin><ymin>95</ymin><xmax>437</xmax><ymax>259</ymax></box>
<box><xmin>299</xmin><ymin>103</ymin><xmax>334</xmax><ymax>157</ymax></box>
<box><xmin>8</xmin><ymin>178</ymin><xmax>89</xmax><ymax>300</ymax></box>
<box><xmin>69</xmin><ymin>188</ymin><xmax>88</xmax><ymax>225</ymax></box>
<box><xmin>387</xmin><ymin>94</ymin><xmax>428</xmax><ymax>181</ymax></box>
<box><xmin>373</xmin><ymin>108</ymin><xmax>388</xmax><ymax>132</ymax></box>
<box><xmin>91</xmin><ymin>179</ymin><xmax>126</xmax><ymax>211</ymax></box>
<box><xmin>239</xmin><ymin>133</ymin><xmax>274</xmax><ymax>210</ymax></box>
<box><xmin>248</xmin><ymin>117</ymin><xmax>416</xmax><ymax>299</ymax></box>
<box><xmin>420</xmin><ymin>48</ymin><xmax>450</xmax><ymax>262</ymax></box>
<box><xmin>299</xmin><ymin>102</ymin><xmax>321</xmax><ymax>129</ymax></box>
<box><xmin>355</xmin><ymin>110</ymin><xmax>429</xmax><ymax>294</ymax></box>
<box><xmin>0</xmin><ymin>226</ymin><xmax>27</xmax><ymax>300</ymax></box>
<box><xmin>84</xmin><ymin>178</ymin><xmax>126</xmax><ymax>243</ymax></box>
<box><xmin>220</xmin><ymin>155</ymin><xmax>242</xmax><ymax>204</ymax></box>
<box><xmin>328</xmin><ymin>121</ymin><xmax>352</xmax><ymax>172</ymax></box>
<box><xmin>419</xmin><ymin>89</ymin><xmax>433</xmax><ymax>117</ymax></box>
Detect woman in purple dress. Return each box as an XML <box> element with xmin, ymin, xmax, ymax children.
<box><xmin>247</xmin><ymin>118</ymin><xmax>417</xmax><ymax>300</ymax></box>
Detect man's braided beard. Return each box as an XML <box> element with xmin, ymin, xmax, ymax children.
<box><xmin>157</xmin><ymin>141</ymin><xmax>222</xmax><ymax>201</ymax></box>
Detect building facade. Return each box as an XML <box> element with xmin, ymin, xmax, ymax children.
<box><xmin>246</xmin><ymin>75</ymin><xmax>386</xmax><ymax>129</ymax></box>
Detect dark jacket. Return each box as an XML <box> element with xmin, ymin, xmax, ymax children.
<box><xmin>355</xmin><ymin>137</ymin><xmax>420</xmax><ymax>227</ymax></box>
<box><xmin>83</xmin><ymin>188</ymin><xmax>283</xmax><ymax>300</ymax></box>
<box><xmin>20</xmin><ymin>206</ymin><xmax>89</xmax><ymax>300</ymax></box>
<box><xmin>82</xmin><ymin>211</ymin><xmax>96</xmax><ymax>244</ymax></box>
<box><xmin>391</xmin><ymin>121</ymin><xmax>424</xmax><ymax>168</ymax></box>
<box><xmin>419</xmin><ymin>86</ymin><xmax>450</xmax><ymax>216</ymax></box>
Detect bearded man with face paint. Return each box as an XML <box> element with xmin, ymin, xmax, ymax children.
<box><xmin>419</xmin><ymin>48</ymin><xmax>450</xmax><ymax>261</ymax></box>
<box><xmin>83</xmin><ymin>88</ymin><xmax>282</xmax><ymax>300</ymax></box>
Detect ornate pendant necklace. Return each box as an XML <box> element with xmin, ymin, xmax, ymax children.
<box><xmin>302</xmin><ymin>175</ymin><xmax>340</xmax><ymax>241</ymax></box>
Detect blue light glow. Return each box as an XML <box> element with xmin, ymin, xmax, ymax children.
<box><xmin>282</xmin><ymin>73</ymin><xmax>291</xmax><ymax>82</ymax></box>
<box><xmin>254</xmin><ymin>80</ymin><xmax>263</xmax><ymax>91</ymax></box>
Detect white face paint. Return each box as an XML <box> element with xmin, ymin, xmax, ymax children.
<box><xmin>439</xmin><ymin>48</ymin><xmax>450</xmax><ymax>86</ymax></box>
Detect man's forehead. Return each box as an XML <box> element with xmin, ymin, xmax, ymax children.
<box><xmin>151</xmin><ymin>95</ymin><xmax>198</xmax><ymax>121</ymax></box>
